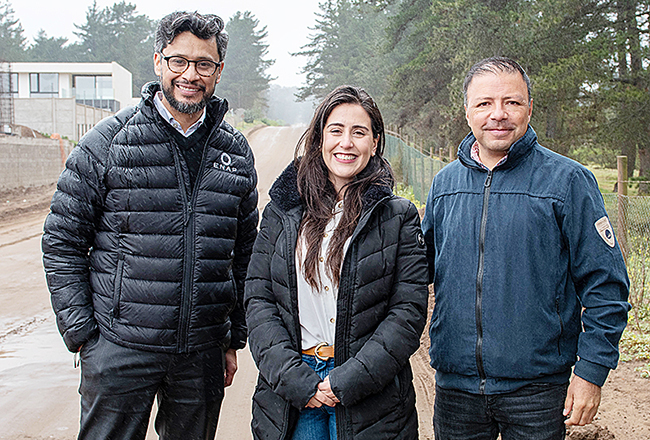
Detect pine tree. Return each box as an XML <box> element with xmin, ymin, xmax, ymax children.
<box><xmin>25</xmin><ymin>30</ymin><xmax>76</xmax><ymax>62</ymax></box>
<box><xmin>0</xmin><ymin>0</ymin><xmax>25</xmax><ymax>61</ymax></box>
<box><xmin>218</xmin><ymin>11</ymin><xmax>274</xmax><ymax>111</ymax></box>
<box><xmin>295</xmin><ymin>0</ymin><xmax>392</xmax><ymax>102</ymax></box>
<box><xmin>74</xmin><ymin>1</ymin><xmax>155</xmax><ymax>96</ymax></box>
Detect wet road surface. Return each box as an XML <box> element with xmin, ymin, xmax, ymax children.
<box><xmin>0</xmin><ymin>125</ymin><xmax>302</xmax><ymax>439</ymax></box>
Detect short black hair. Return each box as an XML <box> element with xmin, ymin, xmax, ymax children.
<box><xmin>463</xmin><ymin>57</ymin><xmax>531</xmax><ymax>105</ymax></box>
<box><xmin>155</xmin><ymin>11</ymin><xmax>228</xmax><ymax>61</ymax></box>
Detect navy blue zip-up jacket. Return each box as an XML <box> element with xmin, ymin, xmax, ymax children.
<box><xmin>421</xmin><ymin>126</ymin><xmax>630</xmax><ymax>394</ymax></box>
<box><xmin>42</xmin><ymin>82</ymin><xmax>258</xmax><ymax>354</ymax></box>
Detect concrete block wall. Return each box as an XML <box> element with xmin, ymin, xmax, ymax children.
<box><xmin>14</xmin><ymin>98</ymin><xmax>113</xmax><ymax>141</ymax></box>
<box><xmin>76</xmin><ymin>104</ymin><xmax>113</xmax><ymax>140</ymax></box>
<box><xmin>0</xmin><ymin>137</ymin><xmax>74</xmax><ymax>189</ymax></box>
<box><xmin>14</xmin><ymin>98</ymin><xmax>76</xmax><ymax>140</ymax></box>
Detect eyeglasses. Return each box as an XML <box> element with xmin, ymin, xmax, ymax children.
<box><xmin>161</xmin><ymin>55</ymin><xmax>221</xmax><ymax>77</ymax></box>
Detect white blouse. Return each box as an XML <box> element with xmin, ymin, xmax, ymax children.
<box><xmin>296</xmin><ymin>201</ymin><xmax>351</xmax><ymax>350</ymax></box>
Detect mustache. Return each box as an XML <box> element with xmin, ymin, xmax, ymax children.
<box><xmin>172</xmin><ymin>79</ymin><xmax>206</xmax><ymax>92</ymax></box>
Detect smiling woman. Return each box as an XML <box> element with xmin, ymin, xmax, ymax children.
<box><xmin>321</xmin><ymin>103</ymin><xmax>378</xmax><ymax>194</ymax></box>
<box><xmin>245</xmin><ymin>85</ymin><xmax>430</xmax><ymax>440</ymax></box>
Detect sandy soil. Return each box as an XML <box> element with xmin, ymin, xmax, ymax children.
<box><xmin>1</xmin><ymin>126</ymin><xmax>649</xmax><ymax>439</ymax></box>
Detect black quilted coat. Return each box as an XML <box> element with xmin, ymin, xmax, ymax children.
<box><xmin>42</xmin><ymin>82</ymin><xmax>258</xmax><ymax>354</ymax></box>
<box><xmin>245</xmin><ymin>163</ymin><xmax>429</xmax><ymax>440</ymax></box>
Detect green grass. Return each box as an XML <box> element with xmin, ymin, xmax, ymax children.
<box><xmin>395</xmin><ymin>183</ymin><xmax>424</xmax><ymax>209</ymax></box>
<box><xmin>620</xmin><ymin>318</ymin><xmax>650</xmax><ymax>378</ymax></box>
<box><xmin>588</xmin><ymin>165</ymin><xmax>640</xmax><ymax>196</ymax></box>
<box><xmin>591</xmin><ymin>165</ymin><xmax>650</xmax><ymax>377</ymax></box>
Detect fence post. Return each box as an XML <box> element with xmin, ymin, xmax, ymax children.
<box><xmin>617</xmin><ymin>156</ymin><xmax>629</xmax><ymax>263</ymax></box>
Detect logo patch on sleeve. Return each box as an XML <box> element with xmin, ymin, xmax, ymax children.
<box><xmin>594</xmin><ymin>216</ymin><xmax>616</xmax><ymax>248</ymax></box>
<box><xmin>416</xmin><ymin>232</ymin><xmax>426</xmax><ymax>248</ymax></box>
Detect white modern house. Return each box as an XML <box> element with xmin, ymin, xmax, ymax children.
<box><xmin>2</xmin><ymin>62</ymin><xmax>136</xmax><ymax>141</ymax></box>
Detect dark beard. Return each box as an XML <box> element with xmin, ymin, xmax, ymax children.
<box><xmin>162</xmin><ymin>80</ymin><xmax>211</xmax><ymax>114</ymax></box>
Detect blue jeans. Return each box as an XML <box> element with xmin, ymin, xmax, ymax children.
<box><xmin>292</xmin><ymin>354</ymin><xmax>337</xmax><ymax>440</ymax></box>
<box><xmin>434</xmin><ymin>382</ymin><xmax>568</xmax><ymax>440</ymax></box>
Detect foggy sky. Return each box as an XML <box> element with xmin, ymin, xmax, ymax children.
<box><xmin>12</xmin><ymin>0</ymin><xmax>321</xmax><ymax>87</ymax></box>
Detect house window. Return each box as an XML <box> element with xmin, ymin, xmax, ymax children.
<box><xmin>30</xmin><ymin>73</ymin><xmax>59</xmax><ymax>97</ymax></box>
<box><xmin>0</xmin><ymin>73</ymin><xmax>17</xmax><ymax>96</ymax></box>
<box><xmin>74</xmin><ymin>75</ymin><xmax>113</xmax><ymax>100</ymax></box>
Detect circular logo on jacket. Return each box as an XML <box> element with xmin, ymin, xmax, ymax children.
<box><xmin>221</xmin><ymin>152</ymin><xmax>232</xmax><ymax>166</ymax></box>
<box><xmin>417</xmin><ymin>232</ymin><xmax>426</xmax><ymax>248</ymax></box>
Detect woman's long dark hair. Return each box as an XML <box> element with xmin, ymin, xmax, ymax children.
<box><xmin>295</xmin><ymin>85</ymin><xmax>394</xmax><ymax>290</ymax></box>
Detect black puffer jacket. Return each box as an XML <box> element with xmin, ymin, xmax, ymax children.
<box><xmin>245</xmin><ymin>163</ymin><xmax>428</xmax><ymax>440</ymax></box>
<box><xmin>42</xmin><ymin>82</ymin><xmax>258</xmax><ymax>354</ymax></box>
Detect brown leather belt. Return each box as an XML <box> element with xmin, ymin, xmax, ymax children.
<box><xmin>302</xmin><ymin>342</ymin><xmax>335</xmax><ymax>360</ymax></box>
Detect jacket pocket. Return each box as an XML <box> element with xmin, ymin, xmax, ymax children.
<box><xmin>398</xmin><ymin>365</ymin><xmax>413</xmax><ymax>398</ymax></box>
<box><xmin>252</xmin><ymin>376</ymin><xmax>292</xmax><ymax>440</ymax></box>
<box><xmin>111</xmin><ymin>250</ymin><xmax>125</xmax><ymax>324</ymax></box>
<box><xmin>225</xmin><ymin>275</ymin><xmax>238</xmax><ymax>315</ymax></box>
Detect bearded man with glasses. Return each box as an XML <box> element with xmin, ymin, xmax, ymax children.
<box><xmin>42</xmin><ymin>11</ymin><xmax>258</xmax><ymax>440</ymax></box>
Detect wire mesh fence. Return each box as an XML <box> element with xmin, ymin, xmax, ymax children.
<box><xmin>604</xmin><ymin>194</ymin><xmax>650</xmax><ymax>329</ymax></box>
<box><xmin>386</xmin><ymin>134</ymin><xmax>650</xmax><ymax>328</ymax></box>
<box><xmin>385</xmin><ymin>133</ymin><xmax>446</xmax><ymax>205</ymax></box>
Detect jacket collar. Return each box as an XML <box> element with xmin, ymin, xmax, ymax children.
<box><xmin>139</xmin><ymin>81</ymin><xmax>229</xmax><ymax>128</ymax></box>
<box><xmin>457</xmin><ymin>125</ymin><xmax>538</xmax><ymax>171</ymax></box>
<box><xmin>269</xmin><ymin>161</ymin><xmax>393</xmax><ymax>213</ymax></box>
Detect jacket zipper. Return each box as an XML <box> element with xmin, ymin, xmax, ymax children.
<box><xmin>334</xmin><ymin>197</ymin><xmax>389</xmax><ymax>440</ymax></box>
<box><xmin>111</xmin><ymin>248</ymin><xmax>125</xmax><ymax>325</ymax></box>
<box><xmin>175</xmin><ymin>129</ymin><xmax>218</xmax><ymax>353</ymax></box>
<box><xmin>476</xmin><ymin>170</ymin><xmax>492</xmax><ymax>394</ymax></box>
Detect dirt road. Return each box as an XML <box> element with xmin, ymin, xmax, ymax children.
<box><xmin>0</xmin><ymin>126</ymin><xmax>298</xmax><ymax>440</ymax></box>
<box><xmin>0</xmin><ymin>125</ymin><xmax>648</xmax><ymax>439</ymax></box>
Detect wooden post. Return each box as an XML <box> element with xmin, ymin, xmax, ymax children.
<box><xmin>617</xmin><ymin>156</ymin><xmax>629</xmax><ymax>263</ymax></box>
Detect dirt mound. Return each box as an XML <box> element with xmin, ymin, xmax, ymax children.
<box><xmin>0</xmin><ymin>183</ymin><xmax>55</xmax><ymax>223</ymax></box>
<box><xmin>568</xmin><ymin>424</ymin><xmax>615</xmax><ymax>440</ymax></box>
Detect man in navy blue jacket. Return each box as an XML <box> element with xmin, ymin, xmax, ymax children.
<box><xmin>421</xmin><ymin>57</ymin><xmax>630</xmax><ymax>439</ymax></box>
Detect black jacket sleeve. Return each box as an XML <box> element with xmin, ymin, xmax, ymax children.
<box><xmin>229</xmin><ymin>133</ymin><xmax>259</xmax><ymax>350</ymax></box>
<box><xmin>42</xmin><ymin>132</ymin><xmax>109</xmax><ymax>353</ymax></box>
<box><xmin>230</xmin><ymin>185</ymin><xmax>259</xmax><ymax>350</ymax></box>
<box><xmin>245</xmin><ymin>204</ymin><xmax>322</xmax><ymax>409</ymax></box>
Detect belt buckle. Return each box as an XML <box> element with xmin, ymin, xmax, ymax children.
<box><xmin>314</xmin><ymin>342</ymin><xmax>329</xmax><ymax>361</ymax></box>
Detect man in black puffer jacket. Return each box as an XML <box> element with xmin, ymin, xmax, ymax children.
<box><xmin>41</xmin><ymin>11</ymin><xmax>258</xmax><ymax>440</ymax></box>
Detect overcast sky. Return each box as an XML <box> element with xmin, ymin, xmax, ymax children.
<box><xmin>12</xmin><ymin>0</ymin><xmax>322</xmax><ymax>87</ymax></box>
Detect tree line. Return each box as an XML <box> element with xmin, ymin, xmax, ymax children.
<box><xmin>2</xmin><ymin>0</ymin><xmax>647</xmax><ymax>183</ymax></box>
<box><xmin>0</xmin><ymin>0</ymin><xmax>273</xmax><ymax>114</ymax></box>
<box><xmin>295</xmin><ymin>0</ymin><xmax>650</xmax><ymax>188</ymax></box>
